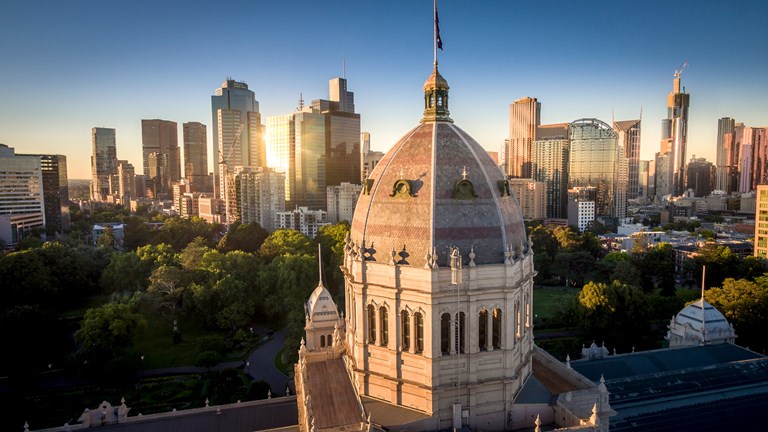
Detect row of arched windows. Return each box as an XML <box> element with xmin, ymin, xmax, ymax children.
<box><xmin>366</xmin><ymin>305</ymin><xmax>424</xmax><ymax>353</ymax></box>
<box><xmin>439</xmin><ymin>309</ymin><xmax>502</xmax><ymax>355</ymax></box>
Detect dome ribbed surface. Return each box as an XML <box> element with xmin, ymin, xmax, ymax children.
<box><xmin>675</xmin><ymin>299</ymin><xmax>731</xmax><ymax>333</ymax></box>
<box><xmin>351</xmin><ymin>121</ymin><xmax>527</xmax><ymax>267</ymax></box>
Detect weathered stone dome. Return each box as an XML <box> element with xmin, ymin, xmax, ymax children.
<box><xmin>673</xmin><ymin>299</ymin><xmax>731</xmax><ymax>334</ymax></box>
<box><xmin>351</xmin><ymin>67</ymin><xmax>527</xmax><ymax>267</ymax></box>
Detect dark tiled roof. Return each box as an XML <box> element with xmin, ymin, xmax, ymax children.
<box><xmin>361</xmin><ymin>396</ymin><xmax>430</xmax><ymax>429</ymax></box>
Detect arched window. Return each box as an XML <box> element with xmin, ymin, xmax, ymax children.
<box><xmin>515</xmin><ymin>302</ymin><xmax>521</xmax><ymax>339</ymax></box>
<box><xmin>525</xmin><ymin>293</ymin><xmax>531</xmax><ymax>331</ymax></box>
<box><xmin>415</xmin><ymin>312</ymin><xmax>424</xmax><ymax>353</ymax></box>
<box><xmin>457</xmin><ymin>312</ymin><xmax>466</xmax><ymax>354</ymax></box>
<box><xmin>328</xmin><ymin>334</ymin><xmax>332</xmax><ymax>346</ymax></box>
<box><xmin>492</xmin><ymin>308</ymin><xmax>502</xmax><ymax>349</ymax></box>
<box><xmin>367</xmin><ymin>304</ymin><xmax>376</xmax><ymax>344</ymax></box>
<box><xmin>320</xmin><ymin>335</ymin><xmax>326</xmax><ymax>348</ymax></box>
<box><xmin>430</xmin><ymin>94</ymin><xmax>435</xmax><ymax>108</ymax></box>
<box><xmin>440</xmin><ymin>313</ymin><xmax>451</xmax><ymax>355</ymax></box>
<box><xmin>401</xmin><ymin>310</ymin><xmax>410</xmax><ymax>351</ymax></box>
<box><xmin>380</xmin><ymin>306</ymin><xmax>389</xmax><ymax>346</ymax></box>
<box><xmin>478</xmin><ymin>309</ymin><xmax>488</xmax><ymax>351</ymax></box>
<box><xmin>437</xmin><ymin>94</ymin><xmax>443</xmax><ymax>107</ymax></box>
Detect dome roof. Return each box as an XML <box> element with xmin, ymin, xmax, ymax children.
<box><xmin>351</xmin><ymin>123</ymin><xmax>527</xmax><ymax>268</ymax></box>
<box><xmin>423</xmin><ymin>67</ymin><xmax>449</xmax><ymax>91</ymax></box>
<box><xmin>674</xmin><ymin>299</ymin><xmax>731</xmax><ymax>334</ymax></box>
<box><xmin>306</xmin><ymin>283</ymin><xmax>339</xmax><ymax>323</ymax></box>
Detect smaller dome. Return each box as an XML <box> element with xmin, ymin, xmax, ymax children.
<box><xmin>674</xmin><ymin>299</ymin><xmax>730</xmax><ymax>334</ymax></box>
<box><xmin>423</xmin><ymin>66</ymin><xmax>449</xmax><ymax>91</ymax></box>
<box><xmin>306</xmin><ymin>284</ymin><xmax>339</xmax><ymax>323</ymax></box>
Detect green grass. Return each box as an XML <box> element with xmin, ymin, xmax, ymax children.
<box><xmin>130</xmin><ymin>311</ymin><xmax>228</xmax><ymax>369</ymax></box>
<box><xmin>274</xmin><ymin>348</ymin><xmax>291</xmax><ymax>376</ymax></box>
<box><xmin>60</xmin><ymin>294</ymin><xmax>111</xmax><ymax>318</ymax></box>
<box><xmin>533</xmin><ymin>285</ymin><xmax>579</xmax><ymax>321</ymax></box>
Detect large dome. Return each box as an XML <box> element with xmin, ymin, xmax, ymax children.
<box><xmin>351</xmin><ymin>67</ymin><xmax>527</xmax><ymax>268</ymax></box>
<box><xmin>674</xmin><ymin>299</ymin><xmax>731</xmax><ymax>334</ymax></box>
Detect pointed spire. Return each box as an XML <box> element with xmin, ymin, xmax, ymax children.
<box><xmin>421</xmin><ymin>64</ymin><xmax>452</xmax><ymax>123</ymax></box>
<box><xmin>565</xmin><ymin>354</ymin><xmax>571</xmax><ymax>369</ymax></box>
<box><xmin>590</xmin><ymin>402</ymin><xmax>599</xmax><ymax>425</ymax></box>
<box><xmin>317</xmin><ymin>244</ymin><xmax>324</xmax><ymax>288</ymax></box>
<box><xmin>534</xmin><ymin>414</ymin><xmax>541</xmax><ymax>432</ymax></box>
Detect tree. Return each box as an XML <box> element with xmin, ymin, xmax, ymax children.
<box><xmin>259</xmin><ymin>229</ymin><xmax>314</xmax><ymax>261</ymax></box>
<box><xmin>553</xmin><ymin>250</ymin><xmax>595</xmax><ymax>287</ymax></box>
<box><xmin>147</xmin><ymin>265</ymin><xmax>188</xmax><ymax>317</ymax></box>
<box><xmin>706</xmin><ymin>276</ymin><xmax>768</xmax><ymax>352</ymax></box>
<box><xmin>153</xmin><ymin>217</ymin><xmax>220</xmax><ymax>251</ymax></box>
<box><xmin>179</xmin><ymin>237</ymin><xmax>212</xmax><ymax>270</ymax></box>
<box><xmin>577</xmin><ymin>280</ymin><xmax>651</xmax><ymax>351</ymax></box>
<box><xmin>136</xmin><ymin>243</ymin><xmax>178</xmax><ymax>269</ymax></box>
<box><xmin>316</xmin><ymin>222</ymin><xmax>350</xmax><ymax>294</ymax></box>
<box><xmin>611</xmin><ymin>260</ymin><xmax>641</xmax><ymax>287</ymax></box>
<box><xmin>100</xmin><ymin>252</ymin><xmax>151</xmax><ymax>293</ymax></box>
<box><xmin>123</xmin><ymin>216</ymin><xmax>151</xmax><ymax>250</ymax></box>
<box><xmin>75</xmin><ymin>303</ymin><xmax>146</xmax><ymax>363</ymax></box>
<box><xmin>635</xmin><ymin>243</ymin><xmax>675</xmax><ymax>295</ymax></box>
<box><xmin>196</xmin><ymin>351</ymin><xmax>222</xmax><ymax>373</ymax></box>
<box><xmin>217</xmin><ymin>222</ymin><xmax>269</xmax><ymax>254</ymax></box>
<box><xmin>97</xmin><ymin>226</ymin><xmax>117</xmax><ymax>248</ymax></box>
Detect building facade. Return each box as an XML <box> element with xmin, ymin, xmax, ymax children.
<box><xmin>276</xmin><ymin>206</ymin><xmax>328</xmax><ymax>238</ymax></box>
<box><xmin>19</xmin><ymin>153</ymin><xmax>69</xmax><ymax>232</ymax></box>
<box><xmin>755</xmin><ymin>185</ymin><xmax>768</xmax><ymax>258</ymax></box>
<box><xmin>659</xmin><ymin>71</ymin><xmax>690</xmax><ymax>197</ymax></box>
<box><xmin>507</xmin><ymin>178</ymin><xmax>546</xmax><ymax>220</ymax></box>
<box><xmin>532</xmin><ymin>123</ymin><xmax>570</xmax><ymax>219</ymax></box>
<box><xmin>327</xmin><ymin>182</ymin><xmax>361</xmax><ymax>223</ymax></box>
<box><xmin>568</xmin><ymin>118</ymin><xmax>623</xmax><ymax>219</ymax></box>
<box><xmin>141</xmin><ymin>119</ymin><xmax>180</xmax><ymax>191</ymax></box>
<box><xmin>90</xmin><ymin>127</ymin><xmax>117</xmax><ymax>201</ymax></box>
<box><xmin>117</xmin><ymin>160</ymin><xmax>136</xmax><ymax>203</ymax></box>
<box><xmin>686</xmin><ymin>157</ymin><xmax>715</xmax><ymax>197</ymax></box>
<box><xmin>234</xmin><ymin>166</ymin><xmax>286</xmax><ymax>231</ymax></box>
<box><xmin>0</xmin><ymin>144</ymin><xmax>45</xmax><ymax>245</ymax></box>
<box><xmin>506</xmin><ymin>96</ymin><xmax>540</xmax><ymax>178</ymax></box>
<box><xmin>614</xmin><ymin>119</ymin><xmax>641</xmax><ymax>200</ymax></box>
<box><xmin>183</xmin><ymin>121</ymin><xmax>209</xmax><ymax>192</ymax></box>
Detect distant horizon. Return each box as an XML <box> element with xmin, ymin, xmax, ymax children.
<box><xmin>2</xmin><ymin>0</ymin><xmax>767</xmax><ymax>179</ymax></box>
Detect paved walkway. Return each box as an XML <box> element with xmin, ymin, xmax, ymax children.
<box><xmin>244</xmin><ymin>330</ymin><xmax>291</xmax><ymax>395</ymax></box>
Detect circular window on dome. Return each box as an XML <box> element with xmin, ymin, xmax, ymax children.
<box><xmin>452</xmin><ymin>179</ymin><xmax>478</xmax><ymax>199</ymax></box>
<box><xmin>390</xmin><ymin>179</ymin><xmax>416</xmax><ymax>198</ymax></box>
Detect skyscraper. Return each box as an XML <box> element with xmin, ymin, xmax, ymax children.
<box><xmin>20</xmin><ymin>154</ymin><xmax>69</xmax><ymax>233</ymax></box>
<box><xmin>211</xmin><ymin>79</ymin><xmax>265</xmax><ymax>205</ymax></box>
<box><xmin>532</xmin><ymin>123</ymin><xmax>570</xmax><ymax>219</ymax></box>
<box><xmin>141</xmin><ymin>119</ymin><xmax>180</xmax><ymax>189</ymax></box>
<box><xmin>755</xmin><ymin>185</ymin><xmax>768</xmax><ymax>258</ymax></box>
<box><xmin>686</xmin><ymin>157</ymin><xmax>715</xmax><ymax>197</ymax></box>
<box><xmin>715</xmin><ymin>117</ymin><xmax>736</xmax><ymax>192</ymax></box>
<box><xmin>90</xmin><ymin>127</ymin><xmax>117</xmax><ymax>201</ymax></box>
<box><xmin>660</xmin><ymin>70</ymin><xmax>690</xmax><ymax>196</ymax></box>
<box><xmin>750</xmin><ymin>127</ymin><xmax>768</xmax><ymax>190</ymax></box>
<box><xmin>568</xmin><ymin>118</ymin><xmax>624</xmax><ymax>218</ymax></box>
<box><xmin>507</xmin><ymin>178</ymin><xmax>546</xmax><ymax>220</ymax></box>
<box><xmin>116</xmin><ymin>160</ymin><xmax>136</xmax><ymax>203</ymax></box>
<box><xmin>183</xmin><ymin>122</ymin><xmax>208</xmax><ymax>192</ymax></box>
<box><xmin>267</xmin><ymin>108</ymin><xmax>327</xmax><ymax>210</ymax></box>
<box><xmin>147</xmin><ymin>152</ymin><xmax>169</xmax><ymax>198</ymax></box>
<box><xmin>614</xmin><ymin>119</ymin><xmax>641</xmax><ymax>200</ymax></box>
<box><xmin>507</xmin><ymin>97</ymin><xmax>540</xmax><ymax>178</ymax></box>
<box><xmin>0</xmin><ymin>144</ymin><xmax>45</xmax><ymax>244</ymax></box>
<box><xmin>233</xmin><ymin>166</ymin><xmax>285</xmax><ymax>231</ymax></box>
<box><xmin>313</xmin><ymin>78</ymin><xmax>361</xmax><ymax>187</ymax></box>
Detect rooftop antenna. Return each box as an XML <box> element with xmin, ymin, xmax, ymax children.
<box><xmin>639</xmin><ymin>106</ymin><xmax>643</xmax><ymax>122</ymax></box>
<box><xmin>701</xmin><ymin>265</ymin><xmax>706</xmax><ymax>301</ymax></box>
<box><xmin>342</xmin><ymin>59</ymin><xmax>346</xmax><ymax>79</ymax></box>
<box><xmin>317</xmin><ymin>243</ymin><xmax>324</xmax><ymax>287</ymax></box>
<box><xmin>298</xmin><ymin>93</ymin><xmax>304</xmax><ymax>111</ymax></box>
<box><xmin>611</xmin><ymin>108</ymin><xmax>615</xmax><ymax>125</ymax></box>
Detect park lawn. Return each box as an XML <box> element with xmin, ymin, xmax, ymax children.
<box><xmin>533</xmin><ymin>285</ymin><xmax>579</xmax><ymax>321</ymax></box>
<box><xmin>131</xmin><ymin>311</ymin><xmax>228</xmax><ymax>369</ymax></box>
<box><xmin>60</xmin><ymin>294</ymin><xmax>111</xmax><ymax>318</ymax></box>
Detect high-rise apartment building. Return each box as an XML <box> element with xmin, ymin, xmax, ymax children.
<box><xmin>654</xmin><ymin>152</ymin><xmax>672</xmax><ymax>201</ymax></box>
<box><xmin>755</xmin><ymin>185</ymin><xmax>768</xmax><ymax>258</ymax></box>
<box><xmin>0</xmin><ymin>144</ymin><xmax>45</xmax><ymax>245</ymax></box>
<box><xmin>506</xmin><ymin>97</ymin><xmax>540</xmax><ymax>178</ymax></box>
<box><xmin>141</xmin><ymin>119</ymin><xmax>180</xmax><ymax>194</ymax></box>
<box><xmin>638</xmin><ymin>160</ymin><xmax>652</xmax><ymax>201</ymax></box>
<box><xmin>614</xmin><ymin>119</ymin><xmax>641</xmax><ymax>200</ymax></box>
<box><xmin>686</xmin><ymin>157</ymin><xmax>715</xmax><ymax>197</ymax></box>
<box><xmin>183</xmin><ymin>122</ymin><xmax>209</xmax><ymax>192</ymax></box>
<box><xmin>234</xmin><ymin>166</ymin><xmax>285</xmax><ymax>231</ymax></box>
<box><xmin>19</xmin><ymin>154</ymin><xmax>69</xmax><ymax>232</ymax></box>
<box><xmin>327</xmin><ymin>182</ymin><xmax>362</xmax><ymax>224</ymax></box>
<box><xmin>568</xmin><ymin>118</ymin><xmax>624</xmax><ymax>218</ymax></box>
<box><xmin>116</xmin><ymin>160</ymin><xmax>136</xmax><ymax>203</ymax></box>
<box><xmin>276</xmin><ymin>206</ymin><xmax>328</xmax><ymax>238</ymax></box>
<box><xmin>360</xmin><ymin>131</ymin><xmax>384</xmax><ymax>181</ymax></box>
<box><xmin>147</xmin><ymin>152</ymin><xmax>169</xmax><ymax>198</ymax></box>
<box><xmin>715</xmin><ymin>117</ymin><xmax>737</xmax><ymax>192</ymax></box>
<box><xmin>211</xmin><ymin>79</ymin><xmax>265</xmax><ymax>208</ymax></box>
<box><xmin>532</xmin><ymin>123</ymin><xmax>569</xmax><ymax>219</ymax></box>
<box><xmin>750</xmin><ymin>127</ymin><xmax>768</xmax><ymax>190</ymax></box>
<box><xmin>567</xmin><ymin>187</ymin><xmax>597</xmax><ymax>232</ymax></box>
<box><xmin>90</xmin><ymin>127</ymin><xmax>117</xmax><ymax>201</ymax></box>
<box><xmin>507</xmin><ymin>179</ymin><xmax>546</xmax><ymax>220</ymax></box>
<box><xmin>660</xmin><ymin>71</ymin><xmax>690</xmax><ymax>196</ymax></box>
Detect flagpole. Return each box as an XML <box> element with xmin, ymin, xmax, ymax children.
<box><xmin>433</xmin><ymin>0</ymin><xmax>437</xmax><ymax>66</ymax></box>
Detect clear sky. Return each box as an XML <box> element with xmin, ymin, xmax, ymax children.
<box><xmin>1</xmin><ymin>0</ymin><xmax>767</xmax><ymax>179</ymax></box>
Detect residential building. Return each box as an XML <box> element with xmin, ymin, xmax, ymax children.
<box><xmin>146</xmin><ymin>152</ymin><xmax>169</xmax><ymax>198</ymax></box>
<box><xmin>276</xmin><ymin>206</ymin><xmax>328</xmax><ymax>238</ymax></box>
<box><xmin>532</xmin><ymin>123</ymin><xmax>569</xmax><ymax>218</ymax></box>
<box><xmin>755</xmin><ymin>185</ymin><xmax>768</xmax><ymax>258</ymax></box>
<box><xmin>172</xmin><ymin>179</ymin><xmax>190</xmax><ymax>214</ymax></box>
<box><xmin>659</xmin><ymin>70</ymin><xmax>690</xmax><ymax>196</ymax></box>
<box><xmin>568</xmin><ymin>187</ymin><xmax>597</xmax><ymax>231</ymax></box>
<box><xmin>568</xmin><ymin>118</ymin><xmax>624</xmax><ymax>218</ymax></box>
<box><xmin>654</xmin><ymin>151</ymin><xmax>672</xmax><ymax>202</ymax></box>
<box><xmin>0</xmin><ymin>144</ymin><xmax>45</xmax><ymax>245</ymax></box>
<box><xmin>326</xmin><ymin>182</ymin><xmax>361</xmax><ymax>223</ymax></box>
<box><xmin>198</xmin><ymin>196</ymin><xmax>223</xmax><ymax>225</ymax></box>
<box><xmin>614</xmin><ymin>119</ymin><xmax>641</xmax><ymax>200</ymax></box>
<box><xmin>715</xmin><ymin>117</ymin><xmax>737</xmax><ymax>192</ymax></box>
<box><xmin>506</xmin><ymin>96</ymin><xmax>540</xmax><ymax>178</ymax></box>
<box><xmin>116</xmin><ymin>160</ymin><xmax>136</xmax><ymax>204</ymax></box>
<box><xmin>179</xmin><ymin>192</ymin><xmax>202</xmax><ymax>218</ymax></box>
<box><xmin>141</xmin><ymin>119</ymin><xmax>180</xmax><ymax>192</ymax></box>
<box><xmin>19</xmin><ymin>153</ymin><xmax>69</xmax><ymax>232</ymax></box>
<box><xmin>90</xmin><ymin>127</ymin><xmax>117</xmax><ymax>201</ymax></box>
<box><xmin>183</xmin><ymin>121</ymin><xmax>209</xmax><ymax>192</ymax></box>
<box><xmin>507</xmin><ymin>178</ymin><xmax>546</xmax><ymax>220</ymax></box>
<box><xmin>234</xmin><ymin>166</ymin><xmax>285</xmax><ymax>231</ymax></box>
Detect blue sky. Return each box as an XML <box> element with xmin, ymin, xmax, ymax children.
<box><xmin>1</xmin><ymin>0</ymin><xmax>767</xmax><ymax>179</ymax></box>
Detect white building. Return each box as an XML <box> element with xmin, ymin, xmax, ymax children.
<box><xmin>0</xmin><ymin>144</ymin><xmax>45</xmax><ymax>246</ymax></box>
<box><xmin>276</xmin><ymin>206</ymin><xmax>328</xmax><ymax>238</ymax></box>
<box><xmin>326</xmin><ymin>182</ymin><xmax>361</xmax><ymax>223</ymax></box>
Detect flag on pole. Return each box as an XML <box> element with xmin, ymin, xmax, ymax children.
<box><xmin>435</xmin><ymin>2</ymin><xmax>443</xmax><ymax>50</ymax></box>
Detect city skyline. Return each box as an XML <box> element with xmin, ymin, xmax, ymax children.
<box><xmin>1</xmin><ymin>0</ymin><xmax>768</xmax><ymax>179</ymax></box>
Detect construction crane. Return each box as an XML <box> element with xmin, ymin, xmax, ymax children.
<box><xmin>674</xmin><ymin>60</ymin><xmax>688</xmax><ymax>78</ymax></box>
<box><xmin>218</xmin><ymin>123</ymin><xmax>244</xmax><ymax>232</ymax></box>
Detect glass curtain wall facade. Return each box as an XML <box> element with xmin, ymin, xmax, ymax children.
<box><xmin>507</xmin><ymin>97</ymin><xmax>540</xmax><ymax>178</ymax></box>
<box><xmin>91</xmin><ymin>127</ymin><xmax>117</xmax><ymax>201</ymax></box>
<box><xmin>568</xmin><ymin>118</ymin><xmax>620</xmax><ymax>218</ymax></box>
<box><xmin>532</xmin><ymin>123</ymin><xmax>569</xmax><ymax>219</ymax></box>
<box><xmin>141</xmin><ymin>119</ymin><xmax>180</xmax><ymax>187</ymax></box>
<box><xmin>183</xmin><ymin>122</ymin><xmax>209</xmax><ymax>192</ymax></box>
